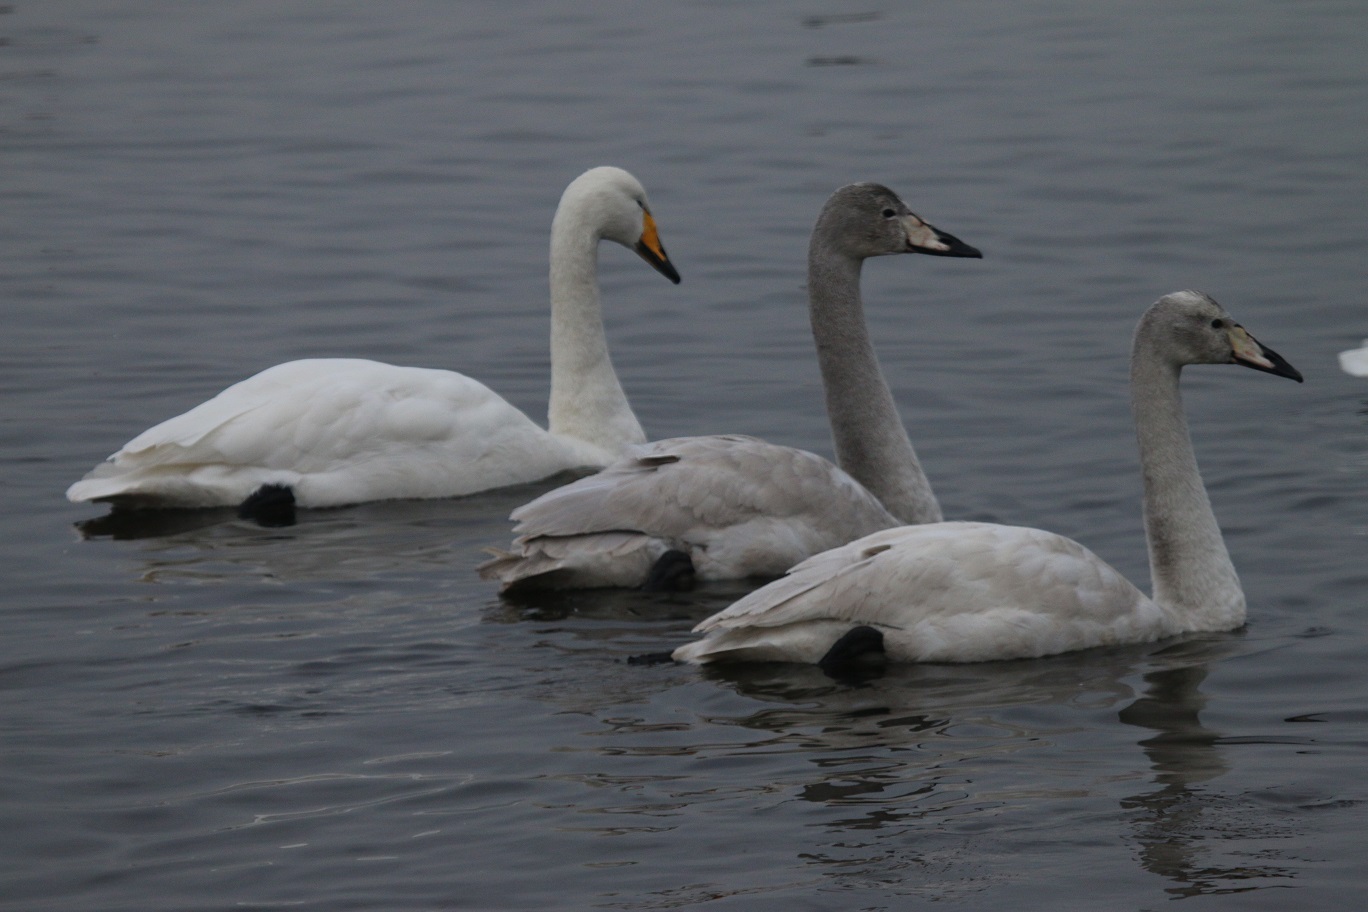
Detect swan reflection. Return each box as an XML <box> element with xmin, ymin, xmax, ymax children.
<box><xmin>1118</xmin><ymin>657</ymin><xmax>1296</xmax><ymax>897</ymax></box>
<box><xmin>494</xmin><ymin>599</ymin><xmax>1305</xmax><ymax>902</ymax></box>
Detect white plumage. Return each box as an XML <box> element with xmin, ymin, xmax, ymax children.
<box><xmin>674</xmin><ymin>292</ymin><xmax>1304</xmax><ymax>667</ymax></box>
<box><xmin>1339</xmin><ymin>339</ymin><xmax>1368</xmax><ymax>376</ymax></box>
<box><xmin>67</xmin><ymin>166</ymin><xmax>680</xmax><ymax>510</ymax></box>
<box><xmin>480</xmin><ymin>183</ymin><xmax>981</xmax><ymax>590</ymax></box>
<box><xmin>675</xmin><ymin>522</ymin><xmax>1169</xmax><ymax>664</ymax></box>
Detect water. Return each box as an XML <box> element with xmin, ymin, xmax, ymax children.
<box><xmin>3</xmin><ymin>1</ymin><xmax>1367</xmax><ymax>908</ymax></box>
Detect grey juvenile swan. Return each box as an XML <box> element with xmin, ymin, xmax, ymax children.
<box><xmin>66</xmin><ymin>167</ymin><xmax>680</xmax><ymax>516</ymax></box>
<box><xmin>672</xmin><ymin>291</ymin><xmax>1303</xmax><ymax>670</ymax></box>
<box><xmin>480</xmin><ymin>182</ymin><xmax>981</xmax><ymax>591</ymax></box>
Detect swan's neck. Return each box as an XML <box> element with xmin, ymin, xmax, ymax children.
<box><xmin>807</xmin><ymin>249</ymin><xmax>941</xmax><ymax>525</ymax></box>
<box><xmin>1131</xmin><ymin>339</ymin><xmax>1244</xmax><ymax>629</ymax></box>
<box><xmin>545</xmin><ymin>214</ymin><xmax>646</xmax><ymax>452</ymax></box>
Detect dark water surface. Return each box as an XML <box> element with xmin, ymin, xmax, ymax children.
<box><xmin>3</xmin><ymin>2</ymin><xmax>1367</xmax><ymax>909</ymax></box>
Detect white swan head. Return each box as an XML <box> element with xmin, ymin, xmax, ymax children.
<box><xmin>556</xmin><ymin>166</ymin><xmax>681</xmax><ymax>283</ymax></box>
<box><xmin>1144</xmin><ymin>291</ymin><xmax>1303</xmax><ymax>381</ymax></box>
<box><xmin>816</xmin><ymin>182</ymin><xmax>982</xmax><ymax>260</ymax></box>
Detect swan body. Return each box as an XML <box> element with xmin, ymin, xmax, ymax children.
<box><xmin>674</xmin><ymin>522</ymin><xmax>1168</xmax><ymax>664</ymax></box>
<box><xmin>480</xmin><ymin>183</ymin><xmax>981</xmax><ymax>590</ymax></box>
<box><xmin>67</xmin><ymin>166</ymin><xmax>680</xmax><ymax>510</ymax></box>
<box><xmin>1339</xmin><ymin>339</ymin><xmax>1368</xmax><ymax>376</ymax></box>
<box><xmin>674</xmin><ymin>291</ymin><xmax>1303</xmax><ymax>666</ymax></box>
<box><xmin>67</xmin><ymin>359</ymin><xmax>629</xmax><ymax>508</ymax></box>
<box><xmin>482</xmin><ymin>434</ymin><xmax>901</xmax><ymax>588</ymax></box>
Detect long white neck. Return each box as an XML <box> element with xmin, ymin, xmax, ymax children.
<box><xmin>1130</xmin><ymin>324</ymin><xmax>1244</xmax><ymax>630</ymax></box>
<box><xmin>807</xmin><ymin>246</ymin><xmax>941</xmax><ymax>525</ymax></box>
<box><xmin>545</xmin><ymin>204</ymin><xmax>646</xmax><ymax>451</ymax></box>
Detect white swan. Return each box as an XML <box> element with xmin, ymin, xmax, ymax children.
<box><xmin>1339</xmin><ymin>339</ymin><xmax>1368</xmax><ymax>376</ymax></box>
<box><xmin>479</xmin><ymin>183</ymin><xmax>981</xmax><ymax>591</ymax></box>
<box><xmin>672</xmin><ymin>291</ymin><xmax>1303</xmax><ymax>669</ymax></box>
<box><xmin>66</xmin><ymin>166</ymin><xmax>680</xmax><ymax>513</ymax></box>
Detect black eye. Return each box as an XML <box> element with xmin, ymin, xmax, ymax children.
<box><xmin>881</xmin><ymin>208</ymin><xmax>897</xmax><ymax>218</ymax></box>
<box><xmin>1210</xmin><ymin>318</ymin><xmax>1223</xmax><ymax>328</ymax></box>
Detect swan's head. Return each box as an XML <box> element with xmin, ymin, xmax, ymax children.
<box><xmin>556</xmin><ymin>166</ymin><xmax>681</xmax><ymax>284</ymax></box>
<box><xmin>1143</xmin><ymin>291</ymin><xmax>1303</xmax><ymax>381</ymax></box>
<box><xmin>815</xmin><ymin>183</ymin><xmax>982</xmax><ymax>261</ymax></box>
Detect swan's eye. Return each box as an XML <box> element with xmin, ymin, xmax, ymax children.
<box><xmin>1210</xmin><ymin>318</ymin><xmax>1224</xmax><ymax>329</ymax></box>
<box><xmin>881</xmin><ymin>208</ymin><xmax>897</xmax><ymax>218</ymax></box>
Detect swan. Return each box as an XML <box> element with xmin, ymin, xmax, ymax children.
<box><xmin>66</xmin><ymin>166</ymin><xmax>680</xmax><ymax>514</ymax></box>
<box><xmin>479</xmin><ymin>182</ymin><xmax>981</xmax><ymax>591</ymax></box>
<box><xmin>671</xmin><ymin>291</ymin><xmax>1303</xmax><ymax>670</ymax></box>
<box><xmin>1339</xmin><ymin>339</ymin><xmax>1368</xmax><ymax>376</ymax></box>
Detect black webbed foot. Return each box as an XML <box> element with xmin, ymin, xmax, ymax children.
<box><xmin>238</xmin><ymin>484</ymin><xmax>297</xmax><ymax>527</ymax></box>
<box><xmin>641</xmin><ymin>549</ymin><xmax>696</xmax><ymax>592</ymax></box>
<box><xmin>818</xmin><ymin>625</ymin><xmax>887</xmax><ymax>680</ymax></box>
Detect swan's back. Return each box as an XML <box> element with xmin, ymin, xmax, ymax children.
<box><xmin>675</xmin><ymin>522</ymin><xmax>1169</xmax><ymax>665</ymax></box>
<box><xmin>67</xmin><ymin>359</ymin><xmax>598</xmax><ymax>508</ymax></box>
<box><xmin>480</xmin><ymin>435</ymin><xmax>900</xmax><ymax>588</ymax></box>
<box><xmin>508</xmin><ymin>435</ymin><xmax>893</xmax><ymax>537</ymax></box>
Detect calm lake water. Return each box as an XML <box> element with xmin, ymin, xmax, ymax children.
<box><xmin>3</xmin><ymin>1</ymin><xmax>1367</xmax><ymax>909</ymax></box>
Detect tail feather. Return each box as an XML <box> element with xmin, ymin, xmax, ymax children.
<box><xmin>478</xmin><ymin>532</ymin><xmax>671</xmax><ymax>591</ymax></box>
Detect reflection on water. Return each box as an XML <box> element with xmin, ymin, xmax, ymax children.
<box><xmin>66</xmin><ymin>481</ymin><xmax>576</xmax><ymax>587</ymax></box>
<box><xmin>73</xmin><ymin>507</ymin><xmax>242</xmax><ymax>540</ymax></box>
<box><xmin>1119</xmin><ymin>656</ymin><xmax>1297</xmax><ymax>898</ymax></box>
<box><xmin>486</xmin><ymin>599</ymin><xmax>1319</xmax><ymax>901</ymax></box>
<box><xmin>679</xmin><ymin>654</ymin><xmax>1160</xmax><ymax>898</ymax></box>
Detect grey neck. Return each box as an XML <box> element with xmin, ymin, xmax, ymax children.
<box><xmin>1130</xmin><ymin>330</ymin><xmax>1244</xmax><ymax>629</ymax></box>
<box><xmin>807</xmin><ymin>247</ymin><xmax>941</xmax><ymax>525</ymax></box>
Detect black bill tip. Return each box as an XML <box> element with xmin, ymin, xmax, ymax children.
<box><xmin>915</xmin><ymin>226</ymin><xmax>982</xmax><ymax>259</ymax></box>
<box><xmin>635</xmin><ymin>240</ymin><xmax>682</xmax><ymax>284</ymax></box>
<box><xmin>1239</xmin><ymin>342</ymin><xmax>1304</xmax><ymax>383</ymax></box>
